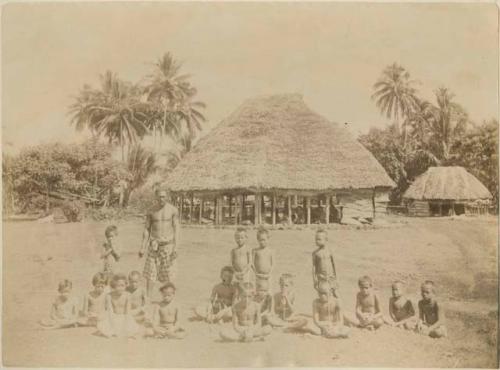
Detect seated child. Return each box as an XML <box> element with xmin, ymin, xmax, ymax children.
<box><xmin>254</xmin><ymin>279</ymin><xmax>273</xmax><ymax>325</ymax></box>
<box><xmin>388</xmin><ymin>280</ymin><xmax>416</xmax><ymax>330</ymax></box>
<box><xmin>97</xmin><ymin>273</ymin><xmax>141</xmax><ymax>338</ymax></box>
<box><xmin>267</xmin><ymin>273</ymin><xmax>308</xmax><ymax>330</ymax></box>
<box><xmin>101</xmin><ymin>225</ymin><xmax>120</xmax><ymax>284</ymax></box>
<box><xmin>78</xmin><ymin>272</ymin><xmax>107</xmax><ymax>327</ymax></box>
<box><xmin>150</xmin><ymin>283</ymin><xmax>186</xmax><ymax>339</ymax></box>
<box><xmin>194</xmin><ymin>266</ymin><xmax>237</xmax><ymax>323</ymax></box>
<box><xmin>252</xmin><ymin>227</ymin><xmax>274</xmax><ymax>288</ymax></box>
<box><xmin>219</xmin><ymin>282</ymin><xmax>272</xmax><ymax>342</ymax></box>
<box><xmin>126</xmin><ymin>271</ymin><xmax>148</xmax><ymax>324</ymax></box>
<box><xmin>416</xmin><ymin>280</ymin><xmax>447</xmax><ymax>338</ymax></box>
<box><xmin>39</xmin><ymin>279</ymin><xmax>78</xmax><ymax>329</ymax></box>
<box><xmin>310</xmin><ymin>281</ymin><xmax>349</xmax><ymax>338</ymax></box>
<box><xmin>312</xmin><ymin>228</ymin><xmax>338</xmax><ymax>297</ymax></box>
<box><xmin>355</xmin><ymin>275</ymin><xmax>384</xmax><ymax>330</ymax></box>
<box><xmin>231</xmin><ymin>227</ymin><xmax>252</xmax><ymax>286</ymax></box>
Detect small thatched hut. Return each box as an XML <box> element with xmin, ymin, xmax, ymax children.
<box><xmin>403</xmin><ymin>166</ymin><xmax>493</xmax><ymax>217</ymax></box>
<box><xmin>163</xmin><ymin>94</ymin><xmax>395</xmax><ymax>225</ymax></box>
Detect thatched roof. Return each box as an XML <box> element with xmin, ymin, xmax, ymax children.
<box><xmin>403</xmin><ymin>166</ymin><xmax>492</xmax><ymax>201</ymax></box>
<box><xmin>164</xmin><ymin>94</ymin><xmax>395</xmax><ymax>193</ymax></box>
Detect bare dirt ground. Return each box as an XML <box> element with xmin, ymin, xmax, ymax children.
<box><xmin>2</xmin><ymin>216</ymin><xmax>498</xmax><ymax>368</ymax></box>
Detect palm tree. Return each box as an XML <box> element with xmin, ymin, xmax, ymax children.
<box><xmin>143</xmin><ymin>52</ymin><xmax>206</xmax><ymax>153</ymax></box>
<box><xmin>372</xmin><ymin>63</ymin><xmax>420</xmax><ymax>148</ymax></box>
<box><xmin>427</xmin><ymin>87</ymin><xmax>468</xmax><ymax>162</ymax></box>
<box><xmin>121</xmin><ymin>144</ymin><xmax>158</xmax><ymax>207</ymax></box>
<box><xmin>69</xmin><ymin>71</ymin><xmax>149</xmax><ymax>161</ymax></box>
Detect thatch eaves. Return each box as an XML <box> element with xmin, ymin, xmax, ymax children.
<box><xmin>164</xmin><ymin>94</ymin><xmax>395</xmax><ymax>193</ymax></box>
<box><xmin>403</xmin><ymin>166</ymin><xmax>492</xmax><ymax>201</ymax></box>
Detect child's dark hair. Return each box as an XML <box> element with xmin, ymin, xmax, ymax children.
<box><xmin>220</xmin><ymin>266</ymin><xmax>234</xmax><ymax>275</ymax></box>
<box><xmin>92</xmin><ymin>272</ymin><xmax>107</xmax><ymax>286</ymax></box>
<box><xmin>235</xmin><ymin>226</ymin><xmax>247</xmax><ymax>235</ymax></box>
<box><xmin>128</xmin><ymin>270</ymin><xmax>141</xmax><ymax>281</ymax></box>
<box><xmin>110</xmin><ymin>273</ymin><xmax>127</xmax><ymax>288</ymax></box>
<box><xmin>358</xmin><ymin>275</ymin><xmax>373</xmax><ymax>287</ymax></box>
<box><xmin>58</xmin><ymin>279</ymin><xmax>72</xmax><ymax>292</ymax></box>
<box><xmin>159</xmin><ymin>282</ymin><xmax>176</xmax><ymax>292</ymax></box>
<box><xmin>279</xmin><ymin>273</ymin><xmax>294</xmax><ymax>285</ymax></box>
<box><xmin>421</xmin><ymin>280</ymin><xmax>435</xmax><ymax>291</ymax></box>
<box><xmin>105</xmin><ymin>225</ymin><xmax>118</xmax><ymax>238</ymax></box>
<box><xmin>256</xmin><ymin>226</ymin><xmax>269</xmax><ymax>238</ymax></box>
<box><xmin>316</xmin><ymin>227</ymin><xmax>328</xmax><ymax>236</ymax></box>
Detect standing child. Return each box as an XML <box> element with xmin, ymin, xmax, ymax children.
<box><xmin>101</xmin><ymin>225</ymin><xmax>120</xmax><ymax>283</ymax></box>
<box><xmin>97</xmin><ymin>273</ymin><xmax>141</xmax><ymax>338</ymax></box>
<box><xmin>194</xmin><ymin>266</ymin><xmax>237</xmax><ymax>323</ymax></box>
<box><xmin>267</xmin><ymin>273</ymin><xmax>308</xmax><ymax>330</ymax></box>
<box><xmin>126</xmin><ymin>271</ymin><xmax>148</xmax><ymax>324</ymax></box>
<box><xmin>388</xmin><ymin>280</ymin><xmax>416</xmax><ymax>330</ymax></box>
<box><xmin>355</xmin><ymin>275</ymin><xmax>384</xmax><ymax>330</ymax></box>
<box><xmin>151</xmin><ymin>283</ymin><xmax>186</xmax><ymax>339</ymax></box>
<box><xmin>219</xmin><ymin>282</ymin><xmax>272</xmax><ymax>342</ymax></box>
<box><xmin>231</xmin><ymin>227</ymin><xmax>252</xmax><ymax>286</ymax></box>
<box><xmin>39</xmin><ymin>279</ymin><xmax>78</xmax><ymax>329</ymax></box>
<box><xmin>310</xmin><ymin>281</ymin><xmax>349</xmax><ymax>338</ymax></box>
<box><xmin>416</xmin><ymin>280</ymin><xmax>447</xmax><ymax>338</ymax></box>
<box><xmin>312</xmin><ymin>228</ymin><xmax>338</xmax><ymax>297</ymax></box>
<box><xmin>79</xmin><ymin>272</ymin><xmax>107</xmax><ymax>327</ymax></box>
<box><xmin>252</xmin><ymin>227</ymin><xmax>274</xmax><ymax>289</ymax></box>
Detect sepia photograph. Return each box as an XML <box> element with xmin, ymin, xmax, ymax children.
<box><xmin>1</xmin><ymin>2</ymin><xmax>498</xmax><ymax>368</ymax></box>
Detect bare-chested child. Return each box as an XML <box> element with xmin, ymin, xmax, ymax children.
<box><xmin>97</xmin><ymin>273</ymin><xmax>141</xmax><ymax>338</ymax></box>
<box><xmin>254</xmin><ymin>279</ymin><xmax>273</xmax><ymax>325</ymax></box>
<box><xmin>126</xmin><ymin>271</ymin><xmax>148</xmax><ymax>324</ymax></box>
<box><xmin>219</xmin><ymin>282</ymin><xmax>272</xmax><ymax>342</ymax></box>
<box><xmin>309</xmin><ymin>281</ymin><xmax>349</xmax><ymax>338</ymax></box>
<box><xmin>231</xmin><ymin>227</ymin><xmax>252</xmax><ymax>286</ymax></box>
<box><xmin>150</xmin><ymin>283</ymin><xmax>186</xmax><ymax>339</ymax></box>
<box><xmin>267</xmin><ymin>274</ymin><xmax>308</xmax><ymax>330</ymax></box>
<box><xmin>388</xmin><ymin>280</ymin><xmax>416</xmax><ymax>330</ymax></box>
<box><xmin>101</xmin><ymin>225</ymin><xmax>120</xmax><ymax>284</ymax></box>
<box><xmin>252</xmin><ymin>227</ymin><xmax>274</xmax><ymax>289</ymax></box>
<box><xmin>416</xmin><ymin>280</ymin><xmax>447</xmax><ymax>338</ymax></box>
<box><xmin>194</xmin><ymin>266</ymin><xmax>237</xmax><ymax>323</ymax></box>
<box><xmin>312</xmin><ymin>228</ymin><xmax>338</xmax><ymax>297</ymax></box>
<box><xmin>39</xmin><ymin>279</ymin><xmax>78</xmax><ymax>329</ymax></box>
<box><xmin>355</xmin><ymin>275</ymin><xmax>384</xmax><ymax>330</ymax></box>
<box><xmin>78</xmin><ymin>273</ymin><xmax>107</xmax><ymax>327</ymax></box>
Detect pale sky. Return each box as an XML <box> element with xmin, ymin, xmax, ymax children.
<box><xmin>2</xmin><ymin>2</ymin><xmax>498</xmax><ymax>153</ymax></box>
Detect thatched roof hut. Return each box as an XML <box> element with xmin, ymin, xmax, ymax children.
<box><xmin>164</xmin><ymin>94</ymin><xmax>395</xmax><ymax>225</ymax></box>
<box><xmin>403</xmin><ymin>166</ymin><xmax>492</xmax><ymax>217</ymax></box>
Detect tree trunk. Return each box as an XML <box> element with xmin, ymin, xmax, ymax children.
<box><xmin>120</xmin><ymin>121</ymin><xmax>125</xmax><ymax>162</ymax></box>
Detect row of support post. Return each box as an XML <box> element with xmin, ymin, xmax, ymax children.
<box><xmin>175</xmin><ymin>188</ymin><xmax>377</xmax><ymax>226</ymax></box>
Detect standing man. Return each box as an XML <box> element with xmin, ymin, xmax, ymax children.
<box><xmin>139</xmin><ymin>189</ymin><xmax>179</xmax><ymax>298</ymax></box>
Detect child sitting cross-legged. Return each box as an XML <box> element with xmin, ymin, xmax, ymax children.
<box><xmin>78</xmin><ymin>272</ymin><xmax>107</xmax><ymax>327</ymax></box>
<box><xmin>388</xmin><ymin>280</ymin><xmax>416</xmax><ymax>330</ymax></box>
<box><xmin>309</xmin><ymin>281</ymin><xmax>349</xmax><ymax>338</ymax></box>
<box><xmin>39</xmin><ymin>279</ymin><xmax>78</xmax><ymax>329</ymax></box>
<box><xmin>150</xmin><ymin>282</ymin><xmax>186</xmax><ymax>339</ymax></box>
<box><xmin>266</xmin><ymin>273</ymin><xmax>308</xmax><ymax>330</ymax></box>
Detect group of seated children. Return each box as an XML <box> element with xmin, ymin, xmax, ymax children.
<box><xmin>39</xmin><ymin>225</ymin><xmax>447</xmax><ymax>342</ymax></box>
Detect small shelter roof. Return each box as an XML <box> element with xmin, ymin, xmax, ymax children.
<box><xmin>403</xmin><ymin>166</ymin><xmax>492</xmax><ymax>201</ymax></box>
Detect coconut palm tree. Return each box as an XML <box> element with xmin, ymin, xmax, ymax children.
<box><xmin>69</xmin><ymin>71</ymin><xmax>149</xmax><ymax>161</ymax></box>
<box><xmin>143</xmin><ymin>52</ymin><xmax>206</xmax><ymax>153</ymax></box>
<box><xmin>372</xmin><ymin>63</ymin><xmax>420</xmax><ymax>148</ymax></box>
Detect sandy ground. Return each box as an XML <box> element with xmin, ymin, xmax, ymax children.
<box><xmin>2</xmin><ymin>216</ymin><xmax>498</xmax><ymax>368</ymax></box>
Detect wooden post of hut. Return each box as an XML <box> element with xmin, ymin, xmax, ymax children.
<box><xmin>306</xmin><ymin>196</ymin><xmax>311</xmax><ymax>226</ymax></box>
<box><xmin>198</xmin><ymin>197</ymin><xmax>203</xmax><ymax>224</ymax></box>
<box><xmin>179</xmin><ymin>195</ymin><xmax>184</xmax><ymax>224</ymax></box>
<box><xmin>272</xmin><ymin>194</ymin><xmax>277</xmax><ymax>225</ymax></box>
<box><xmin>254</xmin><ymin>193</ymin><xmax>261</xmax><ymax>225</ymax></box>
<box><xmin>189</xmin><ymin>194</ymin><xmax>194</xmax><ymax>224</ymax></box>
<box><xmin>238</xmin><ymin>195</ymin><xmax>244</xmax><ymax>224</ymax></box>
<box><xmin>371</xmin><ymin>188</ymin><xmax>376</xmax><ymax>220</ymax></box>
<box><xmin>325</xmin><ymin>194</ymin><xmax>330</xmax><ymax>225</ymax></box>
<box><xmin>228</xmin><ymin>195</ymin><xmax>233</xmax><ymax>219</ymax></box>
<box><xmin>287</xmin><ymin>196</ymin><xmax>292</xmax><ymax>223</ymax></box>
